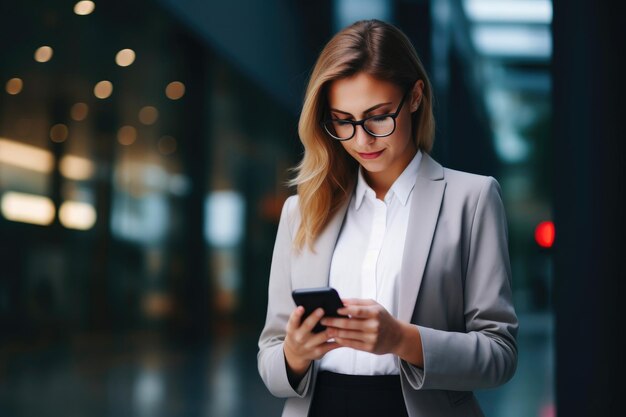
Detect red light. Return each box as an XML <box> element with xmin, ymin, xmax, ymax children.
<box><xmin>535</xmin><ymin>221</ymin><xmax>555</xmax><ymax>248</ymax></box>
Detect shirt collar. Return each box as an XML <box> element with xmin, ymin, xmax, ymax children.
<box><xmin>389</xmin><ymin>149</ymin><xmax>422</xmax><ymax>206</ymax></box>
<box><xmin>354</xmin><ymin>150</ymin><xmax>423</xmax><ymax>210</ymax></box>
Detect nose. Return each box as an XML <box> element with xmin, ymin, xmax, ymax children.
<box><xmin>353</xmin><ymin>124</ymin><xmax>375</xmax><ymax>146</ymax></box>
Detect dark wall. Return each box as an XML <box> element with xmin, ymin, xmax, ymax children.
<box><xmin>553</xmin><ymin>1</ymin><xmax>626</xmax><ymax>414</ymax></box>
<box><xmin>158</xmin><ymin>0</ymin><xmax>332</xmax><ymax>114</ymax></box>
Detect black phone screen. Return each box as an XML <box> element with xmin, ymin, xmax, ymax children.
<box><xmin>291</xmin><ymin>287</ymin><xmax>346</xmax><ymax>333</ymax></box>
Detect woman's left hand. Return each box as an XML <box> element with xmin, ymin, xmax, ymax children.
<box><xmin>320</xmin><ymin>298</ymin><xmax>403</xmax><ymax>355</ymax></box>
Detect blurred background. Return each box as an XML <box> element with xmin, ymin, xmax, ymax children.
<box><xmin>1</xmin><ymin>1</ymin><xmax>622</xmax><ymax>416</ymax></box>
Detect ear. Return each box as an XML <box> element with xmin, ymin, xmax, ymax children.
<box><xmin>410</xmin><ymin>79</ymin><xmax>425</xmax><ymax>113</ymax></box>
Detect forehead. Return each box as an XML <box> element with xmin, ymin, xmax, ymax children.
<box><xmin>326</xmin><ymin>72</ymin><xmax>401</xmax><ymax>111</ymax></box>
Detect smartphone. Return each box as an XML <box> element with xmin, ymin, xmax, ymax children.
<box><xmin>291</xmin><ymin>287</ymin><xmax>346</xmax><ymax>333</ymax></box>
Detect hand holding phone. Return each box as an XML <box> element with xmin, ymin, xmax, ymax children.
<box><xmin>291</xmin><ymin>287</ymin><xmax>347</xmax><ymax>333</ymax></box>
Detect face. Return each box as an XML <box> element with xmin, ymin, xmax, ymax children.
<box><xmin>326</xmin><ymin>72</ymin><xmax>423</xmax><ymax>190</ymax></box>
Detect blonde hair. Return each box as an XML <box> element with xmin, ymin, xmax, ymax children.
<box><xmin>290</xmin><ymin>19</ymin><xmax>435</xmax><ymax>250</ymax></box>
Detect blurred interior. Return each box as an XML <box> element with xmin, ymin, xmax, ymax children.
<box><xmin>0</xmin><ymin>1</ymin><xmax>560</xmax><ymax>416</ymax></box>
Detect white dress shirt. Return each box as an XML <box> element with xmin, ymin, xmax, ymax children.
<box><xmin>319</xmin><ymin>150</ymin><xmax>422</xmax><ymax>375</ymax></box>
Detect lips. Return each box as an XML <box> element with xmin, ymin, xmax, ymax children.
<box><xmin>357</xmin><ymin>150</ymin><xmax>384</xmax><ymax>160</ymax></box>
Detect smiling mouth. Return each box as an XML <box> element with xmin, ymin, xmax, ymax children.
<box><xmin>357</xmin><ymin>150</ymin><xmax>384</xmax><ymax>160</ymax></box>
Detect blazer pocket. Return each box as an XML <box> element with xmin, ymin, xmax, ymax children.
<box><xmin>446</xmin><ymin>390</ymin><xmax>472</xmax><ymax>407</ymax></box>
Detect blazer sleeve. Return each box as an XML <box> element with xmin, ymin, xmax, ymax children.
<box><xmin>257</xmin><ymin>196</ymin><xmax>315</xmax><ymax>398</ymax></box>
<box><xmin>400</xmin><ymin>176</ymin><xmax>519</xmax><ymax>391</ymax></box>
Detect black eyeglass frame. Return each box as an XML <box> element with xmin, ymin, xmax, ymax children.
<box><xmin>320</xmin><ymin>89</ymin><xmax>411</xmax><ymax>141</ymax></box>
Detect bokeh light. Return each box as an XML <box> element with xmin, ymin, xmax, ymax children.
<box><xmin>74</xmin><ymin>1</ymin><xmax>96</xmax><ymax>16</ymax></box>
<box><xmin>116</xmin><ymin>48</ymin><xmax>136</xmax><ymax>67</ymax></box>
<box><xmin>34</xmin><ymin>46</ymin><xmax>53</xmax><ymax>63</ymax></box>
<box><xmin>535</xmin><ymin>221</ymin><xmax>555</xmax><ymax>248</ymax></box>
<box><xmin>118</xmin><ymin>125</ymin><xmax>137</xmax><ymax>145</ymax></box>
<box><xmin>138</xmin><ymin>106</ymin><xmax>159</xmax><ymax>125</ymax></box>
<box><xmin>70</xmin><ymin>102</ymin><xmax>89</xmax><ymax>121</ymax></box>
<box><xmin>5</xmin><ymin>78</ymin><xmax>23</xmax><ymax>95</ymax></box>
<box><xmin>165</xmin><ymin>81</ymin><xmax>185</xmax><ymax>100</ymax></box>
<box><xmin>1</xmin><ymin>192</ymin><xmax>55</xmax><ymax>226</ymax></box>
<box><xmin>59</xmin><ymin>155</ymin><xmax>95</xmax><ymax>180</ymax></box>
<box><xmin>59</xmin><ymin>201</ymin><xmax>97</xmax><ymax>230</ymax></box>
<box><xmin>94</xmin><ymin>80</ymin><xmax>113</xmax><ymax>99</ymax></box>
<box><xmin>50</xmin><ymin>123</ymin><xmax>69</xmax><ymax>143</ymax></box>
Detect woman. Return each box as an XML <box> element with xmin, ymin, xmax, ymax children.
<box><xmin>258</xmin><ymin>19</ymin><xmax>518</xmax><ymax>417</ymax></box>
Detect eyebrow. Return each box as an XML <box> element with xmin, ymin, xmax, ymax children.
<box><xmin>329</xmin><ymin>101</ymin><xmax>393</xmax><ymax>117</ymax></box>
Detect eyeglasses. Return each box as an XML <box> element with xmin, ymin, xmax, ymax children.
<box><xmin>321</xmin><ymin>90</ymin><xmax>410</xmax><ymax>141</ymax></box>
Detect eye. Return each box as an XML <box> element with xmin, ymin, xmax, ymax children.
<box><xmin>370</xmin><ymin>116</ymin><xmax>390</xmax><ymax>124</ymax></box>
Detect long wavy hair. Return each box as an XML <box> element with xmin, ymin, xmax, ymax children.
<box><xmin>290</xmin><ymin>19</ymin><xmax>435</xmax><ymax>251</ymax></box>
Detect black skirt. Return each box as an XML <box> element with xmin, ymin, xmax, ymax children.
<box><xmin>308</xmin><ymin>371</ymin><xmax>409</xmax><ymax>417</ymax></box>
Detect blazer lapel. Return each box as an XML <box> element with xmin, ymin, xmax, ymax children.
<box><xmin>292</xmin><ymin>193</ymin><xmax>352</xmax><ymax>289</ymax></box>
<box><xmin>397</xmin><ymin>153</ymin><xmax>446</xmax><ymax>322</ymax></box>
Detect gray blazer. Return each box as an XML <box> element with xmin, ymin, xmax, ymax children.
<box><xmin>258</xmin><ymin>152</ymin><xmax>518</xmax><ymax>417</ymax></box>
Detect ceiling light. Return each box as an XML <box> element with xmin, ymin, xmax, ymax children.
<box><xmin>464</xmin><ymin>0</ymin><xmax>552</xmax><ymax>24</ymax></box>
<box><xmin>1</xmin><ymin>192</ymin><xmax>55</xmax><ymax>226</ymax></box>
<box><xmin>471</xmin><ymin>25</ymin><xmax>552</xmax><ymax>59</ymax></box>
<box><xmin>0</xmin><ymin>138</ymin><xmax>53</xmax><ymax>173</ymax></box>
<box><xmin>59</xmin><ymin>201</ymin><xmax>97</xmax><ymax>230</ymax></box>
<box><xmin>59</xmin><ymin>155</ymin><xmax>95</xmax><ymax>180</ymax></box>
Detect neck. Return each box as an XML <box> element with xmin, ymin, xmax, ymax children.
<box><xmin>363</xmin><ymin>146</ymin><xmax>418</xmax><ymax>200</ymax></box>
<box><xmin>363</xmin><ymin>171</ymin><xmax>393</xmax><ymax>200</ymax></box>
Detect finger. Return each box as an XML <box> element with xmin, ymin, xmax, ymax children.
<box><xmin>334</xmin><ymin>336</ymin><xmax>370</xmax><ymax>352</ymax></box>
<box><xmin>313</xmin><ymin>341</ymin><xmax>342</xmax><ymax>358</ymax></box>
<box><xmin>342</xmin><ymin>298</ymin><xmax>375</xmax><ymax>306</ymax></box>
<box><xmin>321</xmin><ymin>317</ymin><xmax>364</xmax><ymax>330</ymax></box>
<box><xmin>304</xmin><ymin>329</ymin><xmax>337</xmax><ymax>348</ymax></box>
<box><xmin>300</xmin><ymin>308</ymin><xmax>325</xmax><ymax>333</ymax></box>
<box><xmin>327</xmin><ymin>328</ymin><xmax>369</xmax><ymax>342</ymax></box>
<box><xmin>337</xmin><ymin>305</ymin><xmax>373</xmax><ymax>318</ymax></box>
<box><xmin>286</xmin><ymin>306</ymin><xmax>305</xmax><ymax>332</ymax></box>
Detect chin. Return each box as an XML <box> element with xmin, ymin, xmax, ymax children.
<box><xmin>359</xmin><ymin>160</ymin><xmax>387</xmax><ymax>172</ymax></box>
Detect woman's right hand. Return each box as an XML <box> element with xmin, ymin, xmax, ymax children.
<box><xmin>283</xmin><ymin>306</ymin><xmax>339</xmax><ymax>380</ymax></box>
